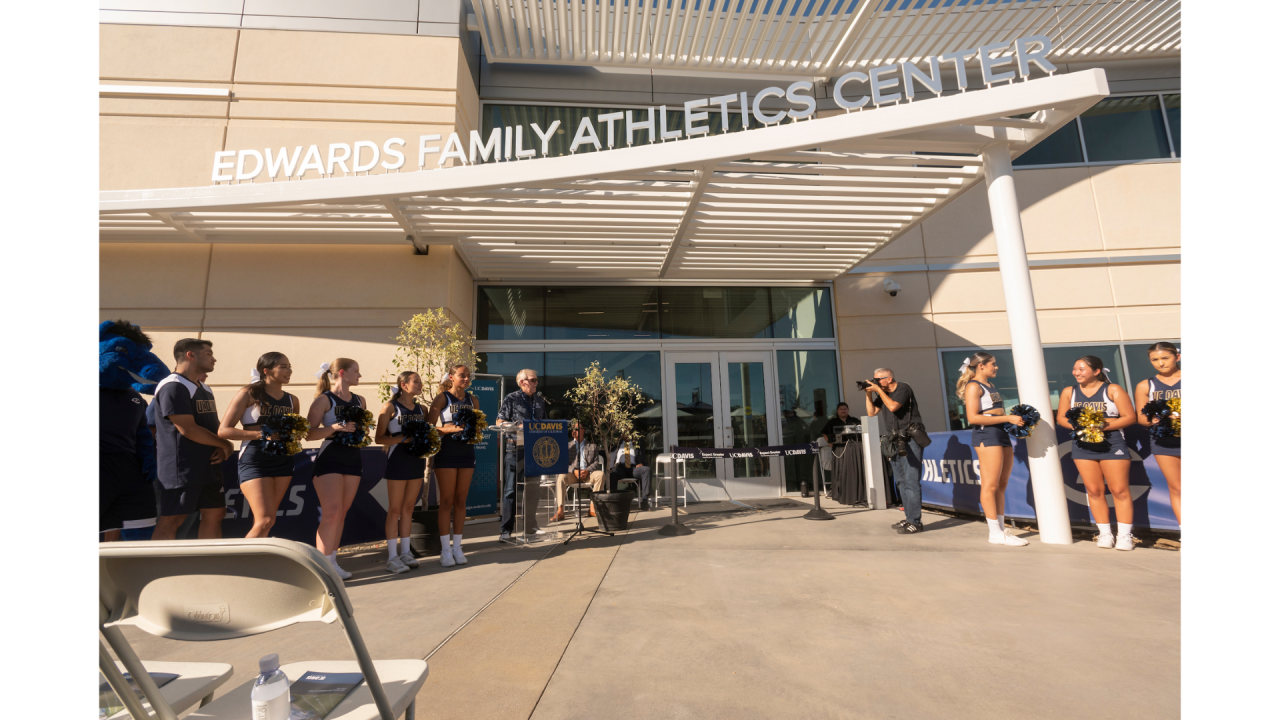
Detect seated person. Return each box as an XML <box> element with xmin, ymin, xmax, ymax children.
<box><xmin>820</xmin><ymin>402</ymin><xmax>860</xmax><ymax>444</ymax></box>
<box><xmin>552</xmin><ymin>424</ymin><xmax>604</xmax><ymax>521</ymax></box>
<box><xmin>611</xmin><ymin>433</ymin><xmax>652</xmax><ymax>511</ymax></box>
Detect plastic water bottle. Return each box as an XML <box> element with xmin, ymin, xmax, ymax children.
<box><xmin>250</xmin><ymin>654</ymin><xmax>290</xmax><ymax>720</ymax></box>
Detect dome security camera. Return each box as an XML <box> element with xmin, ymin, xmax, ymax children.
<box><xmin>883</xmin><ymin>279</ymin><xmax>901</xmax><ymax>297</ymax></box>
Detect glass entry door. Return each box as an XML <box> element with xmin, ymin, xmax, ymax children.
<box><xmin>663</xmin><ymin>351</ymin><xmax>782</xmax><ymax>500</ymax></box>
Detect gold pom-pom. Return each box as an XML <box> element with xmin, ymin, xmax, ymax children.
<box><xmin>467</xmin><ymin>409</ymin><xmax>489</xmax><ymax>446</ymax></box>
<box><xmin>1167</xmin><ymin>397</ymin><xmax>1181</xmax><ymax>437</ymax></box>
<box><xmin>1074</xmin><ymin>406</ymin><xmax>1107</xmax><ymax>444</ymax></box>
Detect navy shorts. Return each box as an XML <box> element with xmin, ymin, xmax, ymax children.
<box><xmin>1072</xmin><ymin>431</ymin><xmax>1130</xmax><ymax>462</ymax></box>
<box><xmin>237</xmin><ymin>442</ymin><xmax>296</xmax><ymax>483</ymax></box>
<box><xmin>313</xmin><ymin>441</ymin><xmax>362</xmax><ymax>477</ymax></box>
<box><xmin>100</xmin><ymin>452</ymin><xmax>157</xmax><ymax>532</ymax></box>
<box><xmin>970</xmin><ymin>425</ymin><xmax>1011</xmax><ymax>448</ymax></box>
<box><xmin>434</xmin><ymin>438</ymin><xmax>475</xmax><ymax>469</ymax></box>
<box><xmin>385</xmin><ymin>444</ymin><xmax>427</xmax><ymax>481</ymax></box>
<box><xmin>156</xmin><ymin>464</ymin><xmax>225</xmax><ymax>517</ymax></box>
<box><xmin>1152</xmin><ymin>438</ymin><xmax>1181</xmax><ymax>457</ymax></box>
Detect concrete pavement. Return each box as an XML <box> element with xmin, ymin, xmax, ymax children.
<box><xmin>114</xmin><ymin>499</ymin><xmax>1180</xmax><ymax>719</ymax></box>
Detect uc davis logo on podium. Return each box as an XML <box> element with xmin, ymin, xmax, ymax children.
<box><xmin>523</xmin><ymin>420</ymin><xmax>570</xmax><ymax>476</ymax></box>
<box><xmin>532</xmin><ymin>436</ymin><xmax>560</xmax><ymax>469</ymax></box>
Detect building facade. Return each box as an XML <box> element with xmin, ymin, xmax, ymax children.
<box><xmin>100</xmin><ymin>1</ymin><xmax>1180</xmax><ymax>501</ymax></box>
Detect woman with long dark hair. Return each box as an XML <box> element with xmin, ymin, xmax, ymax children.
<box><xmin>1134</xmin><ymin>341</ymin><xmax>1181</xmax><ymax>525</ymax></box>
<box><xmin>374</xmin><ymin>371</ymin><xmax>427</xmax><ymax>575</ymax></box>
<box><xmin>218</xmin><ymin>352</ymin><xmax>299</xmax><ymax>538</ymax></box>
<box><xmin>427</xmin><ymin>365</ymin><xmax>477</xmax><ymax>568</ymax></box>
<box><xmin>956</xmin><ymin>352</ymin><xmax>1027</xmax><ymax>547</ymax></box>
<box><xmin>1055</xmin><ymin>355</ymin><xmax>1137</xmax><ymax>550</ymax></box>
<box><xmin>305</xmin><ymin>358</ymin><xmax>366</xmax><ymax>579</ymax></box>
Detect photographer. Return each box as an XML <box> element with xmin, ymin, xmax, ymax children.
<box><xmin>863</xmin><ymin>368</ymin><xmax>926</xmax><ymax>535</ymax></box>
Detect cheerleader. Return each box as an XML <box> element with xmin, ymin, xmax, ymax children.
<box><xmin>956</xmin><ymin>353</ymin><xmax>1028</xmax><ymax>547</ymax></box>
<box><xmin>1055</xmin><ymin>355</ymin><xmax>1138</xmax><ymax>550</ymax></box>
<box><xmin>374</xmin><ymin>371</ymin><xmax>427</xmax><ymax>575</ymax></box>
<box><xmin>217</xmin><ymin>352</ymin><xmax>299</xmax><ymax>539</ymax></box>
<box><xmin>1134</xmin><ymin>341</ymin><xmax>1181</xmax><ymax>525</ymax></box>
<box><xmin>427</xmin><ymin>365</ymin><xmax>477</xmax><ymax>568</ymax></box>
<box><xmin>305</xmin><ymin>358</ymin><xmax>367</xmax><ymax>579</ymax></box>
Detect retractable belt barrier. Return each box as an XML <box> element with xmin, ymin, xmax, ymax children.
<box><xmin>670</xmin><ymin>442</ymin><xmax>820</xmax><ymax>459</ymax></box>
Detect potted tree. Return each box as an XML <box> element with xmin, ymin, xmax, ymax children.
<box><xmin>564</xmin><ymin>361</ymin><xmax>652</xmax><ymax>531</ymax></box>
<box><xmin>383</xmin><ymin>309</ymin><xmax>477</xmax><ymax>557</ymax></box>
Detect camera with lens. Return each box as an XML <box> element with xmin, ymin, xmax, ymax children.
<box><xmin>883</xmin><ymin>428</ymin><xmax>912</xmax><ymax>457</ymax></box>
<box><xmin>856</xmin><ymin>380</ymin><xmax>872</xmax><ymax>390</ymax></box>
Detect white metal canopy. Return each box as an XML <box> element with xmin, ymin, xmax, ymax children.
<box><xmin>99</xmin><ymin>69</ymin><xmax>1109</xmax><ymax>282</ymax></box>
<box><xmin>472</xmin><ymin>0</ymin><xmax>1179</xmax><ymax>76</ymax></box>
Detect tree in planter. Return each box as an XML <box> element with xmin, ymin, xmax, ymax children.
<box><xmin>563</xmin><ymin>361</ymin><xmax>652</xmax><ymax>483</ymax></box>
<box><xmin>379</xmin><ymin>308</ymin><xmax>478</xmax><ymax>402</ymax></box>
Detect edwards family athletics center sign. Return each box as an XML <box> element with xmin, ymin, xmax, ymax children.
<box><xmin>212</xmin><ymin>35</ymin><xmax>1059</xmax><ymax>183</ymax></box>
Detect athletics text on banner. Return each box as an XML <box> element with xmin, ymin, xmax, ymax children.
<box><xmin>524</xmin><ymin>420</ymin><xmax>570</xmax><ymax>476</ymax></box>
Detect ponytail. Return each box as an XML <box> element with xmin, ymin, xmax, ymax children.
<box><xmin>247</xmin><ymin>352</ymin><xmax>287</xmax><ymax>407</ymax></box>
<box><xmin>438</xmin><ymin>364</ymin><xmax>469</xmax><ymax>395</ymax></box>
<box><xmin>391</xmin><ymin>370</ymin><xmax>417</xmax><ymax>402</ymax></box>
<box><xmin>315</xmin><ymin>357</ymin><xmax>356</xmax><ymax>397</ymax></box>
<box><xmin>955</xmin><ymin>351</ymin><xmax>996</xmax><ymax>399</ymax></box>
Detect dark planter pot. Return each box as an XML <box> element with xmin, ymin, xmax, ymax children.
<box><xmin>411</xmin><ymin>507</ymin><xmax>441</xmax><ymax>556</ymax></box>
<box><xmin>594</xmin><ymin>491</ymin><xmax>635</xmax><ymax>531</ymax></box>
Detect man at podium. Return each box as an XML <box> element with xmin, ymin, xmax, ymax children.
<box><xmin>496</xmin><ymin>369</ymin><xmax>547</xmax><ymax>542</ymax></box>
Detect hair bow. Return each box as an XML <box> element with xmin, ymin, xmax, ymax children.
<box><xmin>1104</xmin><ymin>367</ymin><xmax>1112</xmax><ymax>374</ymax></box>
<box><xmin>440</xmin><ymin>371</ymin><xmax>451</xmax><ymax>383</ymax></box>
<box><xmin>314</xmin><ymin>362</ymin><xmax>331</xmax><ymax>379</ymax></box>
<box><xmin>250</xmin><ymin>368</ymin><xmax>263</xmax><ymax>383</ymax></box>
<box><xmin>958</xmin><ymin>357</ymin><xmax>971</xmax><ymax>373</ymax></box>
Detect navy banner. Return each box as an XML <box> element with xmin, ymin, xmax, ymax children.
<box><xmin>919</xmin><ymin>426</ymin><xmax>1178</xmax><ymax>530</ymax></box>
<box><xmin>671</xmin><ymin>442</ymin><xmax>819</xmax><ymax>459</ymax></box>
<box><xmin>466</xmin><ymin>374</ymin><xmax>503</xmax><ymax>516</ymax></box>
<box><xmin>524</xmin><ymin>419</ymin><xmax>571</xmax><ymax>476</ymax></box>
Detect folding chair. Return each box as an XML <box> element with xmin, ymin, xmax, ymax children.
<box><xmin>98</xmin><ymin>636</ymin><xmax>232</xmax><ymax>720</ymax></box>
<box><xmin>100</xmin><ymin>538</ymin><xmax>428</xmax><ymax>720</ymax></box>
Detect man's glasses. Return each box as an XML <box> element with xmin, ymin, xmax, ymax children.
<box><xmin>521</xmin><ymin>378</ymin><xmax>539</xmax><ymax>383</ymax></box>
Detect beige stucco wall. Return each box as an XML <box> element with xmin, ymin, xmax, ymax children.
<box><xmin>100</xmin><ymin>24</ymin><xmax>477</xmax><ymax>425</ymax></box>
<box><xmin>835</xmin><ymin>162</ymin><xmax>1181</xmax><ymax>427</ymax></box>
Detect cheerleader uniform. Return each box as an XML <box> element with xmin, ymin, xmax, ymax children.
<box><xmin>385</xmin><ymin>398</ymin><xmax>428</xmax><ymax>481</ymax></box>
<box><xmin>1147</xmin><ymin>375</ymin><xmax>1181</xmax><ymax>457</ymax></box>
<box><xmin>434</xmin><ymin>392</ymin><xmax>477</xmax><ymax>469</ymax></box>
<box><xmin>313</xmin><ymin>391</ymin><xmax>366</xmax><ymax>477</ymax></box>
<box><xmin>1070</xmin><ymin>383</ymin><xmax>1129</xmax><ymax>462</ymax></box>
<box><xmin>967</xmin><ymin>380</ymin><xmax>1012</xmax><ymax>448</ymax></box>
<box><xmin>237</xmin><ymin>391</ymin><xmax>298</xmax><ymax>483</ymax></box>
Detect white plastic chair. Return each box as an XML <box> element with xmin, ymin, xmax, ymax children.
<box><xmin>99</xmin><ymin>538</ymin><xmax>428</xmax><ymax>720</ymax></box>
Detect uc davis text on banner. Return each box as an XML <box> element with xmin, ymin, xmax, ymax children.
<box><xmin>524</xmin><ymin>420</ymin><xmax>570</xmax><ymax>477</ymax></box>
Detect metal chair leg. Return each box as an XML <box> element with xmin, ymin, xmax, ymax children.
<box><xmin>405</xmin><ymin>698</ymin><xmax>415</xmax><ymax>720</ymax></box>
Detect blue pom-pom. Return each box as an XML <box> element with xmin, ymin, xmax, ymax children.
<box><xmin>1004</xmin><ymin>404</ymin><xmax>1041</xmax><ymax>439</ymax></box>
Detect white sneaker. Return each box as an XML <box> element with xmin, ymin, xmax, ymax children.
<box><xmin>498</xmin><ymin>532</ymin><xmax>515</xmax><ymax>545</ymax></box>
<box><xmin>330</xmin><ymin>561</ymin><xmax>352</xmax><ymax>580</ymax></box>
<box><xmin>398</xmin><ymin>552</ymin><xmax>419</xmax><ymax>569</ymax></box>
<box><xmin>1097</xmin><ymin>533</ymin><xmax>1115</xmax><ymax>549</ymax></box>
<box><xmin>440</xmin><ymin>549</ymin><xmax>456</xmax><ymax>567</ymax></box>
<box><xmin>452</xmin><ymin>545</ymin><xmax>468</xmax><ymax>565</ymax></box>
<box><xmin>1115</xmin><ymin>533</ymin><xmax>1135</xmax><ymax>551</ymax></box>
<box><xmin>385</xmin><ymin>557</ymin><xmax>410</xmax><ymax>574</ymax></box>
<box><xmin>989</xmin><ymin>531</ymin><xmax>1029</xmax><ymax>547</ymax></box>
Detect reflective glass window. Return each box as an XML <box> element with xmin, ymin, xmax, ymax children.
<box><xmin>1080</xmin><ymin>95</ymin><xmax>1170</xmax><ymax>162</ymax></box>
<box><xmin>941</xmin><ymin>349</ymin><xmax>1019</xmax><ymax>431</ymax></box>
<box><xmin>476</xmin><ymin>286</ymin><xmax>544</xmax><ymax>341</ymax></box>
<box><xmin>777</xmin><ymin>350</ymin><xmax>840</xmax><ymax>492</ymax></box>
<box><xmin>660</xmin><ymin>287</ymin><xmax>773</xmax><ymax>339</ymax></box>
<box><xmin>543</xmin><ymin>351</ymin><xmax>664</xmax><ymax>459</ymax></box>
<box><xmin>475</xmin><ymin>352</ymin><xmax>544</xmax><ymax>401</ymax></box>
<box><xmin>769</xmin><ymin>287</ymin><xmax>834</xmax><ymax>338</ymax></box>
<box><xmin>1013</xmin><ymin>120</ymin><xmax>1085</xmax><ymax>167</ymax></box>
<box><xmin>1123</xmin><ymin>340</ymin><xmax>1181</xmax><ymax>388</ymax></box>
<box><xmin>1162</xmin><ymin>93</ymin><xmax>1180</xmax><ymax>156</ymax></box>
<box><xmin>545</xmin><ymin>287</ymin><xmax>660</xmax><ymax>340</ymax></box>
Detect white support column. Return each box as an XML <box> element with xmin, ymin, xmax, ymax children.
<box><xmin>981</xmin><ymin>141</ymin><xmax>1072</xmax><ymax>545</ymax></box>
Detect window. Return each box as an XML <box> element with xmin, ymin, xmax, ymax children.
<box><xmin>1079</xmin><ymin>95</ymin><xmax>1171</xmax><ymax>162</ymax></box>
<box><xmin>940</xmin><ymin>345</ymin><xmax>1127</xmax><ymax>430</ymax></box>
<box><xmin>1123</xmin><ymin>340</ymin><xmax>1181</xmax><ymax>389</ymax></box>
<box><xmin>474</xmin><ymin>352</ymin><xmax>544</xmax><ymax>402</ymax></box>
<box><xmin>476</xmin><ymin>286</ymin><xmax>545</xmax><ymax>341</ymax></box>
<box><xmin>476</xmin><ymin>286</ymin><xmax>834</xmax><ymax>340</ymax></box>
<box><xmin>1012</xmin><ymin>121</ymin><xmax>1084</xmax><ymax>167</ymax></box>
<box><xmin>777</xmin><ymin>350</ymin><xmax>840</xmax><ymax>493</ymax></box>
<box><xmin>1162</xmin><ymin>93</ymin><xmax>1180</xmax><ymax>157</ymax></box>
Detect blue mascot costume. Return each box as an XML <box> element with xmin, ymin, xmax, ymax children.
<box><xmin>99</xmin><ymin>320</ymin><xmax>171</xmax><ymax>540</ymax></box>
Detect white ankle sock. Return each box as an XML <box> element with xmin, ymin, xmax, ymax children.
<box><xmin>997</xmin><ymin>514</ymin><xmax>1005</xmax><ymax>528</ymax></box>
<box><xmin>986</xmin><ymin>518</ymin><xmax>1002</xmax><ymax>534</ymax></box>
<box><xmin>451</xmin><ymin>534</ymin><xmax>462</xmax><ymax>551</ymax></box>
<box><xmin>439</xmin><ymin>535</ymin><xmax>450</xmax><ymax>552</ymax></box>
<box><xmin>328</xmin><ymin>553</ymin><xmax>340</xmax><ymax>566</ymax></box>
<box><xmin>1117</xmin><ymin>522</ymin><xmax>1133</xmax><ymax>536</ymax></box>
<box><xmin>1096</xmin><ymin>522</ymin><xmax>1112</xmax><ymax>536</ymax></box>
<box><xmin>387</xmin><ymin>538</ymin><xmax>399</xmax><ymax>560</ymax></box>
<box><xmin>399</xmin><ymin>537</ymin><xmax>411</xmax><ymax>554</ymax></box>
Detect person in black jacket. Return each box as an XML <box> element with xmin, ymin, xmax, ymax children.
<box><xmin>610</xmin><ymin>432</ymin><xmax>652</xmax><ymax>511</ymax></box>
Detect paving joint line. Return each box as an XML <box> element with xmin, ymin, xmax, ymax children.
<box><xmin>526</xmin><ymin>528</ymin><xmax>632</xmax><ymax>719</ymax></box>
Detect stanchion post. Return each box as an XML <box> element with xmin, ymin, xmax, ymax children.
<box><xmin>803</xmin><ymin>451</ymin><xmax>835</xmax><ymax>521</ymax></box>
<box><xmin>658</xmin><ymin>460</ymin><xmax>693</xmax><ymax>536</ymax></box>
